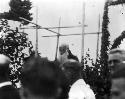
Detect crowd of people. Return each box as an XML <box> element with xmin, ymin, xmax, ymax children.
<box><xmin>0</xmin><ymin>43</ymin><xmax>125</xmax><ymax>99</ymax></box>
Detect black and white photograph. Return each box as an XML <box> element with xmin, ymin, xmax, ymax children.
<box><xmin>0</xmin><ymin>0</ymin><xmax>125</xmax><ymax>99</ymax></box>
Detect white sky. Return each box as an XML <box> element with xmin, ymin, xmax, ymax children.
<box><xmin>0</xmin><ymin>0</ymin><xmax>125</xmax><ymax>61</ymax></box>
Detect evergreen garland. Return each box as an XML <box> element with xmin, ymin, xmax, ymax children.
<box><xmin>111</xmin><ymin>31</ymin><xmax>125</xmax><ymax>49</ymax></box>
<box><xmin>100</xmin><ymin>1</ymin><xmax>110</xmax><ymax>73</ymax></box>
<box><xmin>109</xmin><ymin>0</ymin><xmax>125</xmax><ymax>6</ymax></box>
<box><xmin>99</xmin><ymin>0</ymin><xmax>125</xmax><ymax>97</ymax></box>
<box><xmin>100</xmin><ymin>0</ymin><xmax>125</xmax><ymax>70</ymax></box>
<box><xmin>100</xmin><ymin>0</ymin><xmax>125</xmax><ymax>77</ymax></box>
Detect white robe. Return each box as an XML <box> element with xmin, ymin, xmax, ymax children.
<box><xmin>69</xmin><ymin>79</ymin><xmax>95</xmax><ymax>99</ymax></box>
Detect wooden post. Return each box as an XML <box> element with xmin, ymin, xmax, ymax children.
<box><xmin>55</xmin><ymin>17</ymin><xmax>61</xmax><ymax>60</ymax></box>
<box><xmin>35</xmin><ymin>7</ymin><xmax>38</xmax><ymax>57</ymax></box>
<box><xmin>81</xmin><ymin>2</ymin><xmax>85</xmax><ymax>63</ymax></box>
<box><xmin>96</xmin><ymin>14</ymin><xmax>100</xmax><ymax>60</ymax></box>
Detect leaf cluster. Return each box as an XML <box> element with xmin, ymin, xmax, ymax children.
<box><xmin>0</xmin><ymin>19</ymin><xmax>34</xmax><ymax>87</ymax></box>
<box><xmin>0</xmin><ymin>0</ymin><xmax>33</xmax><ymax>25</ymax></box>
<box><xmin>82</xmin><ymin>51</ymin><xmax>110</xmax><ymax>99</ymax></box>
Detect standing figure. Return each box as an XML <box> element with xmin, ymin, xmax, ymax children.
<box><xmin>61</xmin><ymin>60</ymin><xmax>95</xmax><ymax>99</ymax></box>
<box><xmin>58</xmin><ymin>43</ymin><xmax>79</xmax><ymax>66</ymax></box>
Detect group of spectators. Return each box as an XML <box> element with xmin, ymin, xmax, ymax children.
<box><xmin>0</xmin><ymin>43</ymin><xmax>125</xmax><ymax>99</ymax></box>
<box><xmin>0</xmin><ymin>43</ymin><xmax>95</xmax><ymax>99</ymax></box>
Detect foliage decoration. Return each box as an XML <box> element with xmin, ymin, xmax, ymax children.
<box><xmin>83</xmin><ymin>51</ymin><xmax>111</xmax><ymax>99</ymax></box>
<box><xmin>100</xmin><ymin>0</ymin><xmax>125</xmax><ymax>77</ymax></box>
<box><xmin>111</xmin><ymin>31</ymin><xmax>125</xmax><ymax>49</ymax></box>
<box><xmin>0</xmin><ymin>0</ymin><xmax>33</xmax><ymax>25</ymax></box>
<box><xmin>109</xmin><ymin>0</ymin><xmax>125</xmax><ymax>6</ymax></box>
<box><xmin>0</xmin><ymin>19</ymin><xmax>34</xmax><ymax>87</ymax></box>
<box><xmin>99</xmin><ymin>0</ymin><xmax>125</xmax><ymax>98</ymax></box>
<box><xmin>100</xmin><ymin>0</ymin><xmax>110</xmax><ymax>83</ymax></box>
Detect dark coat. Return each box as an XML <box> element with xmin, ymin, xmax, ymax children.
<box><xmin>0</xmin><ymin>84</ymin><xmax>20</xmax><ymax>99</ymax></box>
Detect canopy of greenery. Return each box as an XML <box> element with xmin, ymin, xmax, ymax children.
<box><xmin>0</xmin><ymin>0</ymin><xmax>33</xmax><ymax>25</ymax></box>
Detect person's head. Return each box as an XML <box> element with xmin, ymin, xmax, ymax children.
<box><xmin>108</xmin><ymin>48</ymin><xmax>125</xmax><ymax>72</ymax></box>
<box><xmin>20</xmin><ymin>56</ymin><xmax>65</xmax><ymax>99</ymax></box>
<box><xmin>59</xmin><ymin>44</ymin><xmax>69</xmax><ymax>55</ymax></box>
<box><xmin>61</xmin><ymin>60</ymin><xmax>82</xmax><ymax>85</ymax></box>
<box><xmin>58</xmin><ymin>44</ymin><xmax>69</xmax><ymax>65</ymax></box>
<box><xmin>0</xmin><ymin>54</ymin><xmax>10</xmax><ymax>81</ymax></box>
<box><xmin>111</xmin><ymin>66</ymin><xmax>125</xmax><ymax>99</ymax></box>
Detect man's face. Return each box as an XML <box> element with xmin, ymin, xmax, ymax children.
<box><xmin>111</xmin><ymin>78</ymin><xmax>125</xmax><ymax>99</ymax></box>
<box><xmin>108</xmin><ymin>53</ymin><xmax>123</xmax><ymax>71</ymax></box>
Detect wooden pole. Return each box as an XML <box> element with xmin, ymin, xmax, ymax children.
<box><xmin>55</xmin><ymin>17</ymin><xmax>61</xmax><ymax>60</ymax></box>
<box><xmin>35</xmin><ymin>7</ymin><xmax>38</xmax><ymax>57</ymax></box>
<box><xmin>81</xmin><ymin>2</ymin><xmax>85</xmax><ymax>63</ymax></box>
<box><xmin>19</xmin><ymin>17</ymin><xmax>59</xmax><ymax>35</ymax></box>
<box><xmin>96</xmin><ymin>14</ymin><xmax>100</xmax><ymax>60</ymax></box>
